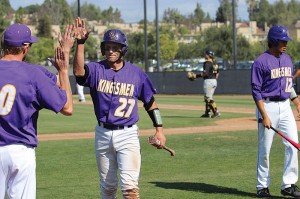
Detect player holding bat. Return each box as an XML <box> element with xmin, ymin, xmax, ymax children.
<box><xmin>71</xmin><ymin>17</ymin><xmax>166</xmax><ymax>199</ymax></box>
<box><xmin>251</xmin><ymin>25</ymin><xmax>300</xmax><ymax>198</ymax></box>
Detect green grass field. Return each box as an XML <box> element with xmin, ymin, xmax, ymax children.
<box><xmin>35</xmin><ymin>95</ymin><xmax>292</xmax><ymax>198</ymax></box>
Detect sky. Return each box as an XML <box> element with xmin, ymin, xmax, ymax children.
<box><xmin>10</xmin><ymin>0</ymin><xmax>277</xmax><ymax>23</ymax></box>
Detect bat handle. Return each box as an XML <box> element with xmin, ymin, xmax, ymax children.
<box><xmin>163</xmin><ymin>146</ymin><xmax>176</xmax><ymax>156</ymax></box>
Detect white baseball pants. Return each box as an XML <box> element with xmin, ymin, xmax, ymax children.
<box><xmin>256</xmin><ymin>99</ymin><xmax>298</xmax><ymax>190</ymax></box>
<box><xmin>0</xmin><ymin>144</ymin><xmax>36</xmax><ymax>199</ymax></box>
<box><xmin>95</xmin><ymin>124</ymin><xmax>141</xmax><ymax>199</ymax></box>
<box><xmin>203</xmin><ymin>79</ymin><xmax>217</xmax><ymax>100</ymax></box>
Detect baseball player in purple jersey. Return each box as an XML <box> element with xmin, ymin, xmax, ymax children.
<box><xmin>251</xmin><ymin>25</ymin><xmax>300</xmax><ymax>198</ymax></box>
<box><xmin>70</xmin><ymin>17</ymin><xmax>166</xmax><ymax>199</ymax></box>
<box><xmin>0</xmin><ymin>23</ymin><xmax>74</xmax><ymax>199</ymax></box>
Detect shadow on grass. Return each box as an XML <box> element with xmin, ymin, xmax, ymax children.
<box><xmin>150</xmin><ymin>182</ymin><xmax>283</xmax><ymax>198</ymax></box>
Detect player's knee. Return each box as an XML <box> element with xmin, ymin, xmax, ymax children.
<box><xmin>122</xmin><ymin>188</ymin><xmax>140</xmax><ymax>199</ymax></box>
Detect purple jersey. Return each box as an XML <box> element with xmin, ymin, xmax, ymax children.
<box><xmin>0</xmin><ymin>60</ymin><xmax>67</xmax><ymax>147</ymax></box>
<box><xmin>35</xmin><ymin>64</ymin><xmax>57</xmax><ymax>83</ymax></box>
<box><xmin>79</xmin><ymin>60</ymin><xmax>157</xmax><ymax>126</ymax></box>
<box><xmin>251</xmin><ymin>50</ymin><xmax>294</xmax><ymax>102</ymax></box>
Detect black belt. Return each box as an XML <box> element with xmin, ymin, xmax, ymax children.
<box><xmin>263</xmin><ymin>97</ymin><xmax>286</xmax><ymax>102</ymax></box>
<box><xmin>98</xmin><ymin>122</ymin><xmax>132</xmax><ymax>130</ymax></box>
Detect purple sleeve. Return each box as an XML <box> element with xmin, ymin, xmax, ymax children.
<box><xmin>35</xmin><ymin>65</ymin><xmax>57</xmax><ymax>83</ymax></box>
<box><xmin>139</xmin><ymin>73</ymin><xmax>157</xmax><ymax>104</ymax></box>
<box><xmin>34</xmin><ymin>72</ymin><xmax>67</xmax><ymax>113</ymax></box>
<box><xmin>251</xmin><ymin>60</ymin><xmax>263</xmax><ymax>102</ymax></box>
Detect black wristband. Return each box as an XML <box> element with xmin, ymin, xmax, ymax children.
<box><xmin>147</xmin><ymin>108</ymin><xmax>163</xmax><ymax>127</ymax></box>
<box><xmin>76</xmin><ymin>39</ymin><xmax>86</xmax><ymax>44</ymax></box>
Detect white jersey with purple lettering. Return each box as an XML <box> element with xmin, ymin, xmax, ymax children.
<box><xmin>79</xmin><ymin>60</ymin><xmax>157</xmax><ymax>126</ymax></box>
<box><xmin>0</xmin><ymin>60</ymin><xmax>67</xmax><ymax>147</ymax></box>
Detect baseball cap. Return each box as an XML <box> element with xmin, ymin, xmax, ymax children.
<box><xmin>3</xmin><ymin>23</ymin><xmax>39</xmax><ymax>47</ymax></box>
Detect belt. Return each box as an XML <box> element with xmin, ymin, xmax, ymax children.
<box><xmin>98</xmin><ymin>122</ymin><xmax>132</xmax><ymax>130</ymax></box>
<box><xmin>263</xmin><ymin>97</ymin><xmax>286</xmax><ymax>102</ymax></box>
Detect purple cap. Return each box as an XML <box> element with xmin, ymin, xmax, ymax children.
<box><xmin>3</xmin><ymin>23</ymin><xmax>39</xmax><ymax>47</ymax></box>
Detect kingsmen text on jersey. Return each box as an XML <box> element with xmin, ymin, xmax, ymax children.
<box><xmin>79</xmin><ymin>60</ymin><xmax>157</xmax><ymax>126</ymax></box>
<box><xmin>0</xmin><ymin>60</ymin><xmax>67</xmax><ymax>147</ymax></box>
<box><xmin>251</xmin><ymin>50</ymin><xmax>294</xmax><ymax>102</ymax></box>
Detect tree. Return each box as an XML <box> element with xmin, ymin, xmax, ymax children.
<box><xmin>39</xmin><ymin>0</ymin><xmax>73</xmax><ymax>25</ymax></box>
<box><xmin>193</xmin><ymin>3</ymin><xmax>205</xmax><ymax>24</ymax></box>
<box><xmin>102</xmin><ymin>6</ymin><xmax>123</xmax><ymax>24</ymax></box>
<box><xmin>26</xmin><ymin>37</ymin><xmax>54</xmax><ymax>64</ymax></box>
<box><xmin>216</xmin><ymin>0</ymin><xmax>232</xmax><ymax>23</ymax></box>
<box><xmin>80</xmin><ymin>2</ymin><xmax>102</xmax><ymax>20</ymax></box>
<box><xmin>37</xmin><ymin>14</ymin><xmax>52</xmax><ymax>38</ymax></box>
<box><xmin>126</xmin><ymin>32</ymin><xmax>144</xmax><ymax>63</ymax></box>
<box><xmin>0</xmin><ymin>0</ymin><xmax>12</xmax><ymax>32</ymax></box>
<box><xmin>159</xmin><ymin>33</ymin><xmax>178</xmax><ymax>61</ymax></box>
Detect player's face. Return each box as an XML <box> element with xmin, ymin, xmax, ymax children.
<box><xmin>277</xmin><ymin>40</ymin><xmax>288</xmax><ymax>53</ymax></box>
<box><xmin>104</xmin><ymin>42</ymin><xmax>122</xmax><ymax>63</ymax></box>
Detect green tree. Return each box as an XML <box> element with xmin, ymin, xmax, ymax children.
<box><xmin>159</xmin><ymin>33</ymin><xmax>178</xmax><ymax>61</ymax></box>
<box><xmin>81</xmin><ymin>3</ymin><xmax>102</xmax><ymax>20</ymax></box>
<box><xmin>39</xmin><ymin>0</ymin><xmax>73</xmax><ymax>25</ymax></box>
<box><xmin>102</xmin><ymin>7</ymin><xmax>123</xmax><ymax>24</ymax></box>
<box><xmin>216</xmin><ymin>0</ymin><xmax>232</xmax><ymax>23</ymax></box>
<box><xmin>126</xmin><ymin>32</ymin><xmax>144</xmax><ymax>63</ymax></box>
<box><xmin>193</xmin><ymin>3</ymin><xmax>205</xmax><ymax>24</ymax></box>
<box><xmin>0</xmin><ymin>0</ymin><xmax>12</xmax><ymax>32</ymax></box>
<box><xmin>15</xmin><ymin>7</ymin><xmax>25</xmax><ymax>24</ymax></box>
<box><xmin>26</xmin><ymin>37</ymin><xmax>54</xmax><ymax>64</ymax></box>
<box><xmin>176</xmin><ymin>42</ymin><xmax>200</xmax><ymax>59</ymax></box>
<box><xmin>37</xmin><ymin>14</ymin><xmax>52</xmax><ymax>38</ymax></box>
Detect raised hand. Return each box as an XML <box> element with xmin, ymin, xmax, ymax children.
<box><xmin>74</xmin><ymin>17</ymin><xmax>91</xmax><ymax>44</ymax></box>
<box><xmin>58</xmin><ymin>24</ymin><xmax>75</xmax><ymax>52</ymax></box>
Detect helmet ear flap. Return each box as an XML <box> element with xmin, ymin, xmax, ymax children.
<box><xmin>100</xmin><ymin>42</ymin><xmax>105</xmax><ymax>56</ymax></box>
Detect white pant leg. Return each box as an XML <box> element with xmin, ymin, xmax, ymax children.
<box><xmin>203</xmin><ymin>79</ymin><xmax>217</xmax><ymax>100</ymax></box>
<box><xmin>0</xmin><ymin>144</ymin><xmax>36</xmax><ymax>199</ymax></box>
<box><xmin>95</xmin><ymin>126</ymin><xmax>118</xmax><ymax>199</ymax></box>
<box><xmin>113</xmin><ymin>125</ymin><xmax>140</xmax><ymax>193</ymax></box>
<box><xmin>278</xmin><ymin>100</ymin><xmax>298</xmax><ymax>189</ymax></box>
<box><xmin>256</xmin><ymin>101</ymin><xmax>279</xmax><ymax>189</ymax></box>
<box><xmin>76</xmin><ymin>84</ymin><xmax>85</xmax><ymax>101</ymax></box>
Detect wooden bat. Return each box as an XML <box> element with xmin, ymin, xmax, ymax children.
<box><xmin>147</xmin><ymin>136</ymin><xmax>176</xmax><ymax>156</ymax></box>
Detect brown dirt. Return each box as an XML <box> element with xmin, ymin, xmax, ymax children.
<box><xmin>38</xmin><ymin>102</ymin><xmax>300</xmax><ymax>141</ymax></box>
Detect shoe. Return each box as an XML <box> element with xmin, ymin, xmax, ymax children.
<box><xmin>79</xmin><ymin>99</ymin><xmax>86</xmax><ymax>102</ymax></box>
<box><xmin>211</xmin><ymin>111</ymin><xmax>221</xmax><ymax>118</ymax></box>
<box><xmin>281</xmin><ymin>184</ymin><xmax>300</xmax><ymax>198</ymax></box>
<box><xmin>256</xmin><ymin>188</ymin><xmax>271</xmax><ymax>198</ymax></box>
<box><xmin>201</xmin><ymin>113</ymin><xmax>211</xmax><ymax>118</ymax></box>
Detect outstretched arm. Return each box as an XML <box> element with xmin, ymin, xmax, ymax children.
<box><xmin>73</xmin><ymin>17</ymin><xmax>91</xmax><ymax>77</ymax></box>
<box><xmin>49</xmin><ymin>24</ymin><xmax>75</xmax><ymax>116</ymax></box>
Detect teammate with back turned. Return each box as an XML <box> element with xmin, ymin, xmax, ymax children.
<box><xmin>251</xmin><ymin>25</ymin><xmax>300</xmax><ymax>198</ymax></box>
<box><xmin>0</xmin><ymin>23</ymin><xmax>74</xmax><ymax>198</ymax></box>
<box><xmin>69</xmin><ymin>17</ymin><xmax>166</xmax><ymax>199</ymax></box>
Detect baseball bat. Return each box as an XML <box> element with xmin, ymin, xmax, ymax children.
<box><xmin>258</xmin><ymin>119</ymin><xmax>300</xmax><ymax>151</ymax></box>
<box><xmin>269</xmin><ymin>126</ymin><xmax>300</xmax><ymax>151</ymax></box>
<box><xmin>147</xmin><ymin>136</ymin><xmax>176</xmax><ymax>156</ymax></box>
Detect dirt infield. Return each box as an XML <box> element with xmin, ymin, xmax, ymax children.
<box><xmin>38</xmin><ymin>102</ymin><xmax>300</xmax><ymax>141</ymax></box>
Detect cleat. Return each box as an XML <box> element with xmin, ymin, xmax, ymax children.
<box><xmin>211</xmin><ymin>111</ymin><xmax>221</xmax><ymax>118</ymax></box>
<box><xmin>257</xmin><ymin>188</ymin><xmax>271</xmax><ymax>198</ymax></box>
<box><xmin>281</xmin><ymin>184</ymin><xmax>300</xmax><ymax>198</ymax></box>
<box><xmin>201</xmin><ymin>113</ymin><xmax>211</xmax><ymax>118</ymax></box>
<box><xmin>79</xmin><ymin>99</ymin><xmax>86</xmax><ymax>103</ymax></box>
